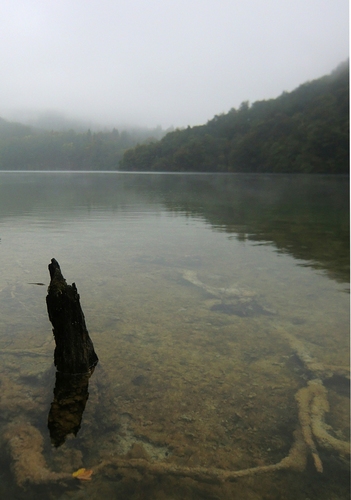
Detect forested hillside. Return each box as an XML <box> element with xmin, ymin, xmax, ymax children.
<box><xmin>120</xmin><ymin>61</ymin><xmax>349</xmax><ymax>173</ymax></box>
<box><xmin>0</xmin><ymin>120</ymin><xmax>165</xmax><ymax>170</ymax></box>
<box><xmin>0</xmin><ymin>62</ymin><xmax>348</xmax><ymax>172</ymax></box>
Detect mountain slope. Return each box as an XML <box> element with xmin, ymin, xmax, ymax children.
<box><xmin>120</xmin><ymin>61</ymin><xmax>349</xmax><ymax>173</ymax></box>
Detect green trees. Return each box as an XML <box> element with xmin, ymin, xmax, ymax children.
<box><xmin>0</xmin><ymin>124</ymin><xmax>165</xmax><ymax>170</ymax></box>
<box><xmin>0</xmin><ymin>61</ymin><xmax>348</xmax><ymax>173</ymax></box>
<box><xmin>120</xmin><ymin>61</ymin><xmax>349</xmax><ymax>174</ymax></box>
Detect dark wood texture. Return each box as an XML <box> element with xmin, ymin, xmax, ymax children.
<box><xmin>46</xmin><ymin>258</ymin><xmax>98</xmax><ymax>374</ymax></box>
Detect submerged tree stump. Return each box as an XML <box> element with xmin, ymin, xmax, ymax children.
<box><xmin>46</xmin><ymin>258</ymin><xmax>98</xmax><ymax>374</ymax></box>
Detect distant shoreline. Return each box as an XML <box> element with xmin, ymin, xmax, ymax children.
<box><xmin>0</xmin><ymin>170</ymin><xmax>348</xmax><ymax>177</ymax></box>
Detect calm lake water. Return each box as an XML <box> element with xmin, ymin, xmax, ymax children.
<box><xmin>0</xmin><ymin>172</ymin><xmax>349</xmax><ymax>500</ymax></box>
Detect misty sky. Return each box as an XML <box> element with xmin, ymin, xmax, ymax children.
<box><xmin>0</xmin><ymin>0</ymin><xmax>348</xmax><ymax>128</ymax></box>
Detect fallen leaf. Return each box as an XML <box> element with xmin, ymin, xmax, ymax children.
<box><xmin>72</xmin><ymin>468</ymin><xmax>93</xmax><ymax>481</ymax></box>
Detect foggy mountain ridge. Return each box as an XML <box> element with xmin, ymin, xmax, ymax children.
<box><xmin>0</xmin><ymin>117</ymin><xmax>169</xmax><ymax>171</ymax></box>
<box><xmin>0</xmin><ymin>112</ymin><xmax>170</xmax><ymax>136</ymax></box>
<box><xmin>120</xmin><ymin>60</ymin><xmax>349</xmax><ymax>174</ymax></box>
<box><xmin>0</xmin><ymin>110</ymin><xmax>177</xmax><ymax>136</ymax></box>
<box><xmin>0</xmin><ymin>60</ymin><xmax>348</xmax><ymax>173</ymax></box>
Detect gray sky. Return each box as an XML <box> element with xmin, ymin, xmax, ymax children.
<box><xmin>0</xmin><ymin>0</ymin><xmax>348</xmax><ymax>128</ymax></box>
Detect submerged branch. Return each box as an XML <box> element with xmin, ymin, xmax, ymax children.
<box><xmin>3</xmin><ymin>304</ymin><xmax>349</xmax><ymax>487</ymax></box>
<box><xmin>95</xmin><ymin>428</ymin><xmax>307</xmax><ymax>483</ymax></box>
<box><xmin>276</xmin><ymin>326</ymin><xmax>350</xmax><ymax>471</ymax></box>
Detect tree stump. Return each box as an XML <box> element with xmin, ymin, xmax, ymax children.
<box><xmin>46</xmin><ymin>258</ymin><xmax>98</xmax><ymax>374</ymax></box>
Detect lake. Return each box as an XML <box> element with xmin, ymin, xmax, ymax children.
<box><xmin>0</xmin><ymin>172</ymin><xmax>349</xmax><ymax>500</ymax></box>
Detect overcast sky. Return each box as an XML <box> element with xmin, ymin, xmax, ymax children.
<box><xmin>0</xmin><ymin>0</ymin><xmax>348</xmax><ymax>128</ymax></box>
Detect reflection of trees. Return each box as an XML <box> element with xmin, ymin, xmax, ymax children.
<box><xmin>157</xmin><ymin>174</ymin><xmax>349</xmax><ymax>284</ymax></box>
<box><xmin>0</xmin><ymin>173</ymin><xmax>348</xmax><ymax>283</ymax></box>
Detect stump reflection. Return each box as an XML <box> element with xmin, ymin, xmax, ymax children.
<box><xmin>48</xmin><ymin>368</ymin><xmax>94</xmax><ymax>447</ymax></box>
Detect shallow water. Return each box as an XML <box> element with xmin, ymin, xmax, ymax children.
<box><xmin>0</xmin><ymin>172</ymin><xmax>349</xmax><ymax>500</ymax></box>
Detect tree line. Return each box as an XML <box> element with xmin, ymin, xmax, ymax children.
<box><xmin>120</xmin><ymin>61</ymin><xmax>349</xmax><ymax>173</ymax></box>
<box><xmin>0</xmin><ymin>61</ymin><xmax>348</xmax><ymax>173</ymax></box>
<box><xmin>0</xmin><ymin>120</ymin><xmax>165</xmax><ymax>170</ymax></box>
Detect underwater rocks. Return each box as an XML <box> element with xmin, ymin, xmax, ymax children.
<box><xmin>210</xmin><ymin>300</ymin><xmax>275</xmax><ymax>318</ymax></box>
<box><xmin>182</xmin><ymin>270</ymin><xmax>275</xmax><ymax>318</ymax></box>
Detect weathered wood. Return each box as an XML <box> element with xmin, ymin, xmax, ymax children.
<box><xmin>46</xmin><ymin>258</ymin><xmax>98</xmax><ymax>374</ymax></box>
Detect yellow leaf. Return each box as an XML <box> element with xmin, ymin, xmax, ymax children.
<box><xmin>72</xmin><ymin>468</ymin><xmax>93</xmax><ymax>480</ymax></box>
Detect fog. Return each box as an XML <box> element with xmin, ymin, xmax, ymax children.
<box><xmin>0</xmin><ymin>0</ymin><xmax>348</xmax><ymax>129</ymax></box>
